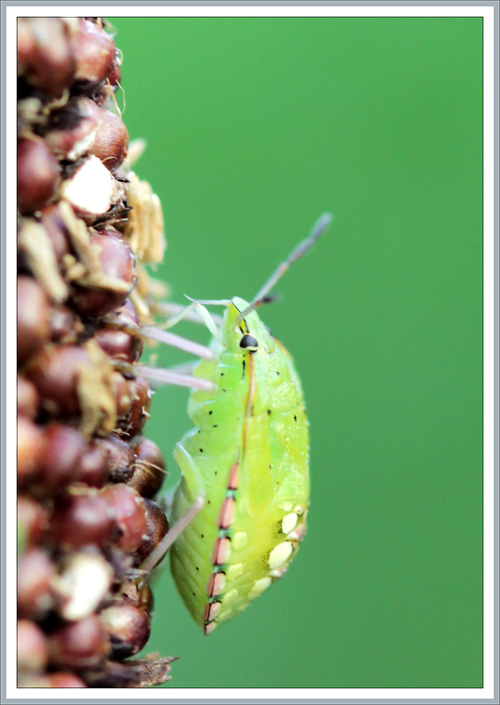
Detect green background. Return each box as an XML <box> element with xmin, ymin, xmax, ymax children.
<box><xmin>111</xmin><ymin>17</ymin><xmax>483</xmax><ymax>688</ymax></box>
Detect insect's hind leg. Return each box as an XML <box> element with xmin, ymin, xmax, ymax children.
<box><xmin>140</xmin><ymin>442</ymin><xmax>205</xmax><ymax>573</ymax></box>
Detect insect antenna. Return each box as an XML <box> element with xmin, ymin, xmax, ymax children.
<box><xmin>252</xmin><ymin>211</ymin><xmax>332</xmax><ymax>304</ymax></box>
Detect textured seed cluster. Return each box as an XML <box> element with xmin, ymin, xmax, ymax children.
<box><xmin>17</xmin><ymin>17</ymin><xmax>173</xmax><ymax>688</ymax></box>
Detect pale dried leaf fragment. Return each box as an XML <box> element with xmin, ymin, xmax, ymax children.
<box><xmin>124</xmin><ymin>172</ymin><xmax>166</xmax><ymax>264</ymax></box>
<box><xmin>76</xmin><ymin>339</ymin><xmax>119</xmax><ymax>436</ymax></box>
<box><xmin>18</xmin><ymin>219</ymin><xmax>68</xmax><ymax>303</ymax></box>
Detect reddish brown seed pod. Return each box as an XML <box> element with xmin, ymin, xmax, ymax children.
<box><xmin>90</xmin><ymin>109</ymin><xmax>129</xmax><ymax>172</ymax></box>
<box><xmin>94</xmin><ymin>326</ymin><xmax>142</xmax><ymax>364</ymax></box>
<box><xmin>45</xmin><ymin>97</ymin><xmax>102</xmax><ymax>162</ymax></box>
<box><xmin>17</xmin><ymin>376</ymin><xmax>39</xmax><ymax>419</ymax></box>
<box><xmin>119</xmin><ymin>376</ymin><xmax>151</xmax><ymax>437</ymax></box>
<box><xmin>17</xmin><ymin>496</ymin><xmax>49</xmax><ymax>547</ymax></box>
<box><xmin>17</xmin><ymin>620</ymin><xmax>49</xmax><ymax>673</ymax></box>
<box><xmin>134</xmin><ymin>499</ymin><xmax>169</xmax><ymax>566</ymax></box>
<box><xmin>100</xmin><ymin>599</ymin><xmax>151</xmax><ymax>659</ymax></box>
<box><xmin>70</xmin><ymin>231</ymin><xmax>136</xmax><ymax>317</ymax></box>
<box><xmin>17</xmin><ymin>18</ymin><xmax>75</xmax><ymax>97</ymax></box>
<box><xmin>100</xmin><ymin>484</ymin><xmax>148</xmax><ymax>552</ymax></box>
<box><xmin>17</xmin><ymin>276</ymin><xmax>50</xmax><ymax>365</ymax></box>
<box><xmin>17</xmin><ymin>416</ymin><xmax>44</xmax><ymax>486</ymax></box>
<box><xmin>43</xmin><ymin>673</ymin><xmax>88</xmax><ymax>688</ymax></box>
<box><xmin>37</xmin><ymin>204</ymin><xmax>72</xmax><ymax>263</ymax></box>
<box><xmin>17</xmin><ymin>548</ymin><xmax>56</xmax><ymax>620</ymax></box>
<box><xmin>25</xmin><ymin>344</ymin><xmax>91</xmax><ymax>417</ymax></box>
<box><xmin>76</xmin><ymin>442</ymin><xmax>109</xmax><ymax>487</ymax></box>
<box><xmin>48</xmin><ymin>305</ymin><xmax>82</xmax><ymax>344</ymax></box>
<box><xmin>95</xmin><ymin>433</ymin><xmax>135</xmax><ymax>483</ymax></box>
<box><xmin>129</xmin><ymin>436</ymin><xmax>166</xmax><ymax>498</ymax></box>
<box><xmin>48</xmin><ymin>614</ymin><xmax>110</xmax><ymax>669</ymax></box>
<box><xmin>36</xmin><ymin>423</ymin><xmax>87</xmax><ymax>493</ymax></box>
<box><xmin>72</xmin><ymin>18</ymin><xmax>117</xmax><ymax>86</ymax></box>
<box><xmin>49</xmin><ymin>489</ymin><xmax>115</xmax><ymax>549</ymax></box>
<box><xmin>113</xmin><ymin>373</ymin><xmax>134</xmax><ymax>421</ymax></box>
<box><xmin>17</xmin><ymin>137</ymin><xmax>60</xmax><ymax>214</ymax></box>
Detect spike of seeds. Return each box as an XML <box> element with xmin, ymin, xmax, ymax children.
<box><xmin>17</xmin><ymin>16</ymin><xmax>179</xmax><ymax>688</ymax></box>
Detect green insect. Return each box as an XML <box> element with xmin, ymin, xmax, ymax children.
<box><xmin>141</xmin><ymin>213</ymin><xmax>331</xmax><ymax>634</ymax></box>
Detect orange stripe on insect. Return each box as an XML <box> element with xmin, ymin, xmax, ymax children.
<box><xmin>217</xmin><ymin>497</ymin><xmax>235</xmax><ymax>529</ymax></box>
<box><xmin>211</xmin><ymin>537</ymin><xmax>231</xmax><ymax>565</ymax></box>
<box><xmin>206</xmin><ymin>571</ymin><xmax>226</xmax><ymax>597</ymax></box>
<box><xmin>227</xmin><ymin>461</ymin><xmax>239</xmax><ymax>490</ymax></box>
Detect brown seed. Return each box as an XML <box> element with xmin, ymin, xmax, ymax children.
<box><xmin>48</xmin><ymin>614</ymin><xmax>110</xmax><ymax>669</ymax></box>
<box><xmin>17</xmin><ymin>416</ymin><xmax>43</xmax><ymax>486</ymax></box>
<box><xmin>48</xmin><ymin>305</ymin><xmax>82</xmax><ymax>344</ymax></box>
<box><xmin>90</xmin><ymin>109</ymin><xmax>129</xmax><ymax>172</ymax></box>
<box><xmin>100</xmin><ymin>599</ymin><xmax>151</xmax><ymax>659</ymax></box>
<box><xmin>43</xmin><ymin>673</ymin><xmax>87</xmax><ymax>688</ymax></box>
<box><xmin>17</xmin><ymin>495</ymin><xmax>49</xmax><ymax>548</ymax></box>
<box><xmin>38</xmin><ymin>204</ymin><xmax>71</xmax><ymax>262</ymax></box>
<box><xmin>134</xmin><ymin>499</ymin><xmax>169</xmax><ymax>566</ymax></box>
<box><xmin>72</xmin><ymin>19</ymin><xmax>117</xmax><ymax>86</ymax></box>
<box><xmin>18</xmin><ymin>548</ymin><xmax>55</xmax><ymax>620</ymax></box>
<box><xmin>76</xmin><ymin>442</ymin><xmax>109</xmax><ymax>487</ymax></box>
<box><xmin>17</xmin><ymin>376</ymin><xmax>39</xmax><ymax>419</ymax></box>
<box><xmin>120</xmin><ymin>376</ymin><xmax>151</xmax><ymax>437</ymax></box>
<box><xmin>17</xmin><ymin>18</ymin><xmax>75</xmax><ymax>97</ymax></box>
<box><xmin>49</xmin><ymin>489</ymin><xmax>114</xmax><ymax>548</ymax></box>
<box><xmin>45</xmin><ymin>97</ymin><xmax>102</xmax><ymax>161</ymax></box>
<box><xmin>100</xmin><ymin>484</ymin><xmax>148</xmax><ymax>552</ymax></box>
<box><xmin>17</xmin><ymin>620</ymin><xmax>49</xmax><ymax>673</ymax></box>
<box><xmin>94</xmin><ymin>326</ymin><xmax>142</xmax><ymax>363</ymax></box>
<box><xmin>26</xmin><ymin>344</ymin><xmax>91</xmax><ymax>417</ymax></box>
<box><xmin>129</xmin><ymin>436</ymin><xmax>166</xmax><ymax>498</ymax></box>
<box><xmin>95</xmin><ymin>433</ymin><xmax>135</xmax><ymax>483</ymax></box>
<box><xmin>17</xmin><ymin>137</ymin><xmax>60</xmax><ymax>214</ymax></box>
<box><xmin>37</xmin><ymin>423</ymin><xmax>87</xmax><ymax>493</ymax></box>
<box><xmin>113</xmin><ymin>373</ymin><xmax>134</xmax><ymax>421</ymax></box>
<box><xmin>17</xmin><ymin>276</ymin><xmax>50</xmax><ymax>365</ymax></box>
<box><xmin>71</xmin><ymin>232</ymin><xmax>136</xmax><ymax>316</ymax></box>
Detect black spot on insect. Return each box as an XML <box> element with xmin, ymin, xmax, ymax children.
<box><xmin>242</xmin><ymin>359</ymin><xmax>246</xmax><ymax>378</ymax></box>
<box><xmin>193</xmin><ymin>592</ymin><xmax>196</xmax><ymax>596</ymax></box>
<box><xmin>220</xmin><ymin>372</ymin><xmax>224</xmax><ymax>377</ymax></box>
<box><xmin>213</xmin><ymin>424</ymin><xmax>218</xmax><ymax>428</ymax></box>
<box><xmin>196</xmin><ymin>566</ymin><xmax>199</xmax><ymax>571</ymax></box>
<box><xmin>207</xmin><ymin>500</ymin><xmax>211</xmax><ymax>505</ymax></box>
<box><xmin>222</xmin><ymin>388</ymin><xmax>227</xmax><ymax>393</ymax></box>
<box><xmin>201</xmin><ymin>534</ymin><xmax>205</xmax><ymax>538</ymax></box>
<box><xmin>209</xmin><ymin>410</ymin><xmax>213</xmax><ymax>415</ymax></box>
<box><xmin>267</xmin><ymin>409</ymin><xmax>271</xmax><ymax>415</ymax></box>
<box><xmin>269</xmin><ymin>464</ymin><xmax>272</xmax><ymax>469</ymax></box>
<box><xmin>276</xmin><ymin>371</ymin><xmax>280</xmax><ymax>376</ymax></box>
<box><xmin>199</xmin><ymin>448</ymin><xmax>203</xmax><ymax>453</ymax></box>
<box><xmin>214</xmin><ymin>471</ymin><xmax>218</xmax><ymax>476</ymax></box>
<box><xmin>240</xmin><ymin>334</ymin><xmax>258</xmax><ymax>350</ymax></box>
<box><xmin>294</xmin><ymin>415</ymin><xmax>297</xmax><ymax>422</ymax></box>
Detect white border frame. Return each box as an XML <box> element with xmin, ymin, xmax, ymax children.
<box><xmin>3</xmin><ymin>3</ymin><xmax>496</xmax><ymax>702</ymax></box>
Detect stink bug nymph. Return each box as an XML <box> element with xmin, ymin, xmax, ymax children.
<box><xmin>141</xmin><ymin>213</ymin><xmax>332</xmax><ymax>634</ymax></box>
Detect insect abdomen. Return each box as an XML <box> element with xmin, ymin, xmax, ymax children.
<box><xmin>170</xmin><ymin>339</ymin><xmax>309</xmax><ymax>633</ymax></box>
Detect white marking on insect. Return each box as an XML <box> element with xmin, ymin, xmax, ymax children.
<box><xmin>232</xmin><ymin>532</ymin><xmax>248</xmax><ymax>550</ymax></box>
<box><xmin>281</xmin><ymin>512</ymin><xmax>298</xmax><ymax>535</ymax></box>
<box><xmin>226</xmin><ymin>562</ymin><xmax>244</xmax><ymax>580</ymax></box>
<box><xmin>249</xmin><ymin>577</ymin><xmax>272</xmax><ymax>597</ymax></box>
<box><xmin>268</xmin><ymin>542</ymin><xmax>293</xmax><ymax>570</ymax></box>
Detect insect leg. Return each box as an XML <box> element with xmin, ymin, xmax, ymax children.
<box><xmin>140</xmin><ymin>442</ymin><xmax>206</xmax><ymax>572</ymax></box>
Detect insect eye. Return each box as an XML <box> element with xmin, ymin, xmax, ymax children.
<box><xmin>240</xmin><ymin>334</ymin><xmax>258</xmax><ymax>350</ymax></box>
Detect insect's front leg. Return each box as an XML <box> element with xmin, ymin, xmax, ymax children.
<box><xmin>140</xmin><ymin>442</ymin><xmax>205</xmax><ymax>573</ymax></box>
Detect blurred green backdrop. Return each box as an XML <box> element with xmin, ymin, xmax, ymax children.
<box><xmin>111</xmin><ymin>17</ymin><xmax>482</xmax><ymax>688</ymax></box>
